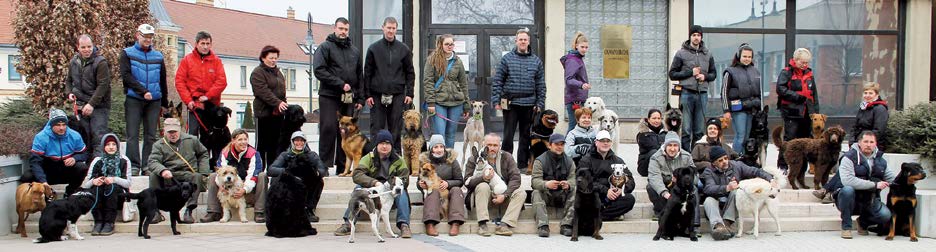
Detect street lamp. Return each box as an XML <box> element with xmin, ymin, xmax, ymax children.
<box><xmin>297</xmin><ymin>12</ymin><xmax>317</xmax><ymax>112</ymax></box>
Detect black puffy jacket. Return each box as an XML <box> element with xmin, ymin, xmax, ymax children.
<box><xmin>314</xmin><ymin>33</ymin><xmax>364</xmax><ymax>104</ymax></box>
<box><xmin>636</xmin><ymin>118</ymin><xmax>667</xmax><ymax>177</ymax></box>
<box><xmin>852</xmin><ymin>98</ymin><xmax>889</xmax><ymax>148</ymax></box>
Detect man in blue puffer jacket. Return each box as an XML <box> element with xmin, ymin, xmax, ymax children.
<box><xmin>22</xmin><ymin>109</ymin><xmax>89</xmax><ymax>196</ymax></box>
<box><xmin>119</xmin><ymin>24</ymin><xmax>168</xmax><ymax>175</ymax></box>
<box><xmin>491</xmin><ymin>27</ymin><xmax>546</xmax><ymax>170</ymax></box>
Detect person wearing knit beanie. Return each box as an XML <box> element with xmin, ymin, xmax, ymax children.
<box><xmin>690</xmin><ymin>25</ymin><xmax>704</xmax><ymax>38</ymax></box>
<box><xmin>428</xmin><ymin>134</ymin><xmax>445</xmax><ymax>150</ymax></box>
<box><xmin>708</xmin><ymin>145</ymin><xmax>727</xmax><ymax>163</ymax></box>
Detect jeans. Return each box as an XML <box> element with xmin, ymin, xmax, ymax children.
<box><xmin>680</xmin><ymin>92</ymin><xmax>707</xmax><ymax>151</ymax></box>
<box><xmin>343</xmin><ymin>185</ymin><xmax>411</xmax><ymax>227</ymax></box>
<box><xmin>731</xmin><ymin>111</ymin><xmax>753</xmax><ymax>154</ymax></box>
<box><xmin>125</xmin><ymin>97</ymin><xmax>161</xmax><ymax>171</ymax></box>
<box><xmin>431</xmin><ymin>105</ymin><xmax>463</xmax><ymax>148</ymax></box>
<box><xmin>835</xmin><ymin>186</ymin><xmax>891</xmax><ymax>230</ymax></box>
<box><xmin>565</xmin><ymin>103</ymin><xmax>577</xmax><ymax>132</ymax></box>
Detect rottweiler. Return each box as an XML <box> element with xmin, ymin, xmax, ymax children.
<box><xmin>885</xmin><ymin>162</ymin><xmax>927</xmax><ymax>242</ymax></box>
<box><xmin>528</xmin><ymin>109</ymin><xmax>559</xmax><ymax>174</ymax></box>
<box><xmin>653</xmin><ymin>167</ymin><xmax>698</xmax><ymax>241</ymax></box>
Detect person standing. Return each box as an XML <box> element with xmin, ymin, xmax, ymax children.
<box><xmin>120</xmin><ymin>24</ymin><xmax>168</xmax><ymax>174</ymax></box>
<box><xmin>776</xmin><ymin>48</ymin><xmax>819</xmax><ymax>171</ymax></box>
<box><xmin>491</xmin><ymin>27</ymin><xmax>546</xmax><ymax>171</ymax></box>
<box><xmin>364</xmin><ymin>17</ymin><xmax>415</xmax><ymax>151</ymax></box>
<box><xmin>423</xmin><ymin>34</ymin><xmax>469</xmax><ymax>148</ymax></box>
<box><xmin>314</xmin><ymin>17</ymin><xmax>364</xmax><ymax>174</ymax></box>
<box><xmin>561</xmin><ymin>32</ymin><xmax>590</xmax><ymax>131</ymax></box>
<box><xmin>851</xmin><ymin>82</ymin><xmax>888</xmax><ymax>149</ymax></box>
<box><xmin>175</xmin><ymin>31</ymin><xmax>228</xmax><ymax>167</ymax></box>
<box><xmin>720</xmin><ymin>43</ymin><xmax>761</xmax><ymax>154</ymax></box>
<box><xmin>66</xmin><ymin>34</ymin><xmax>111</xmax><ymax>158</ymax></box>
<box><xmin>668</xmin><ymin>25</ymin><xmax>716</xmax><ymax>151</ymax></box>
<box><xmin>250</xmin><ymin>45</ymin><xmax>287</xmax><ymax>166</ymax></box>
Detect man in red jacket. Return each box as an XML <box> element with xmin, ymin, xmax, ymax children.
<box><xmin>175</xmin><ymin>31</ymin><xmax>228</xmax><ymax>136</ymax></box>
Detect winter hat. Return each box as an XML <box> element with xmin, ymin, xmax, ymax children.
<box><xmin>375</xmin><ymin>130</ymin><xmax>393</xmax><ymax>144</ymax></box>
<box><xmin>429</xmin><ymin>134</ymin><xmax>445</xmax><ymax>148</ymax></box>
<box><xmin>549</xmin><ymin>133</ymin><xmax>566</xmax><ymax>144</ymax></box>
<box><xmin>101</xmin><ymin>134</ymin><xmax>119</xmax><ymax>147</ymax></box>
<box><xmin>706</xmin><ymin>117</ymin><xmax>723</xmax><ymax>138</ymax></box>
<box><xmin>48</xmin><ymin>108</ymin><xmax>68</xmax><ymax>125</ymax></box>
<box><xmin>689</xmin><ymin>25</ymin><xmax>704</xmax><ymax>38</ymax></box>
<box><xmin>709</xmin><ymin>146</ymin><xmax>728</xmax><ymax>162</ymax></box>
<box><xmin>663</xmin><ymin>131</ymin><xmax>680</xmax><ymax>147</ymax></box>
<box><xmin>291</xmin><ymin>131</ymin><xmax>306</xmax><ymax>141</ymax></box>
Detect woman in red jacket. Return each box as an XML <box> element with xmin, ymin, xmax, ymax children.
<box><xmin>775</xmin><ymin>48</ymin><xmax>819</xmax><ymax>172</ymax></box>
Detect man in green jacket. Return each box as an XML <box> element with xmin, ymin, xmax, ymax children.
<box><xmin>334</xmin><ymin>130</ymin><xmax>412</xmax><ymax>238</ymax></box>
<box><xmin>147</xmin><ymin>118</ymin><xmax>210</xmax><ymax>224</ymax></box>
<box><xmin>531</xmin><ymin>133</ymin><xmax>576</xmax><ymax>238</ymax></box>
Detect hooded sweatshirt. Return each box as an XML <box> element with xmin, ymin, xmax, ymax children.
<box><xmin>82</xmin><ymin>133</ymin><xmax>131</xmax><ymax>189</ymax></box>
<box><xmin>561</xmin><ymin>50</ymin><xmax>589</xmax><ymax>104</ymax></box>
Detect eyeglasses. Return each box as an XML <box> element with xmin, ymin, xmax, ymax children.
<box><xmin>443</xmin><ymin>43</ymin><xmax>455</xmax><ymax>47</ymax></box>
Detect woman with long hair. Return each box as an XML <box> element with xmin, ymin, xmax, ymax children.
<box><xmin>422</xmin><ymin>34</ymin><xmax>469</xmax><ymax>148</ymax></box>
<box><xmin>561</xmin><ymin>32</ymin><xmax>591</xmax><ymax>131</ymax></box>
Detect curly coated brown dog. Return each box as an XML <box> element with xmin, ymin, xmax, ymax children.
<box><xmin>402</xmin><ymin>109</ymin><xmax>425</xmax><ymax>176</ymax></box>
<box><xmin>776</xmin><ymin>126</ymin><xmax>845</xmax><ymax>190</ymax></box>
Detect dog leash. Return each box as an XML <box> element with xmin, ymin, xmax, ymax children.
<box><xmin>190</xmin><ymin>110</ymin><xmax>209</xmax><ymax>132</ymax></box>
<box><xmin>423</xmin><ymin>112</ymin><xmax>469</xmax><ymax>129</ymax></box>
<box><xmin>73</xmin><ymin>101</ymin><xmax>82</xmax><ymax>121</ymax></box>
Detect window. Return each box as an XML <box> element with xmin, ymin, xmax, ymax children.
<box><xmin>8</xmin><ymin>55</ymin><xmax>21</xmax><ymax>81</ymax></box>
<box><xmin>290</xmin><ymin>69</ymin><xmax>297</xmax><ymax>90</ymax></box>
<box><xmin>236</xmin><ymin>103</ymin><xmax>247</xmax><ymax>126</ymax></box>
<box><xmin>357</xmin><ymin>0</ymin><xmax>410</xmax><ymax>51</ymax></box>
<box><xmin>433</xmin><ymin>0</ymin><xmax>534</xmax><ymax>25</ymax></box>
<box><xmin>240</xmin><ymin>66</ymin><xmax>247</xmax><ymax>88</ymax></box>
<box><xmin>177</xmin><ymin>40</ymin><xmax>186</xmax><ymax>63</ymax></box>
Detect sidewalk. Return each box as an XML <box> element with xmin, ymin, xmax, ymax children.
<box><xmin>3</xmin><ymin>232</ymin><xmax>931</xmax><ymax>252</ymax></box>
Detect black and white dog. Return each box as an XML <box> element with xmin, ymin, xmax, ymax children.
<box><xmin>653</xmin><ymin>167</ymin><xmax>698</xmax><ymax>241</ymax></box>
<box><xmin>129</xmin><ymin>180</ymin><xmax>195</xmax><ymax>239</ymax></box>
<box><xmin>347</xmin><ymin>176</ymin><xmax>405</xmax><ymax>243</ymax></box>
<box><xmin>571</xmin><ymin>168</ymin><xmax>603</xmax><ymax>241</ymax></box>
<box><xmin>265</xmin><ymin>152</ymin><xmax>318</xmax><ymax>238</ymax></box>
<box><xmin>34</xmin><ymin>191</ymin><xmax>95</xmax><ymax>243</ymax></box>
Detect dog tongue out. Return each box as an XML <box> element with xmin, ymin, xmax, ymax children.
<box><xmin>340</xmin><ymin>129</ymin><xmax>346</xmax><ymax>135</ymax></box>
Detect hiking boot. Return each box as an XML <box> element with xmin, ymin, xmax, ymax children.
<box><xmin>180</xmin><ymin>208</ymin><xmax>195</xmax><ymax>224</ymax></box>
<box><xmin>537</xmin><ymin>226</ymin><xmax>550</xmax><ymax>237</ymax></box>
<box><xmin>200</xmin><ymin>212</ymin><xmax>222</xmax><ymax>223</ymax></box>
<box><xmin>495</xmin><ymin>224</ymin><xmax>513</xmax><ymax>236</ymax></box>
<box><xmin>426</xmin><ymin>223</ymin><xmax>438</xmax><ymax>236</ymax></box>
<box><xmin>151</xmin><ymin>213</ymin><xmax>165</xmax><ymax>224</ymax></box>
<box><xmin>841</xmin><ymin>230</ymin><xmax>853</xmax><ymax>239</ymax></box>
<box><xmin>91</xmin><ymin>222</ymin><xmax>103</xmax><ymax>236</ymax></box>
<box><xmin>307</xmin><ymin>211</ymin><xmax>319</xmax><ymax>223</ymax></box>
<box><xmin>712</xmin><ymin>223</ymin><xmax>732</xmax><ymax>241</ymax></box>
<box><xmin>478</xmin><ymin>223</ymin><xmax>493</xmax><ymax>237</ymax></box>
<box><xmin>560</xmin><ymin>225</ymin><xmax>573</xmax><ymax>237</ymax></box>
<box><xmin>400</xmin><ymin>224</ymin><xmax>412</xmax><ymax>238</ymax></box>
<box><xmin>856</xmin><ymin>225</ymin><xmax>869</xmax><ymax>236</ymax></box>
<box><xmin>99</xmin><ymin>222</ymin><xmax>115</xmax><ymax>236</ymax></box>
<box><xmin>254</xmin><ymin>212</ymin><xmax>266</xmax><ymax>223</ymax></box>
<box><xmin>812</xmin><ymin>188</ymin><xmax>828</xmax><ymax>200</ymax></box>
<box><xmin>449</xmin><ymin>223</ymin><xmax>461</xmax><ymax>236</ymax></box>
<box><xmin>334</xmin><ymin>223</ymin><xmax>351</xmax><ymax>236</ymax></box>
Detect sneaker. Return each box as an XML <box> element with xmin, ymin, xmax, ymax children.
<box><xmin>254</xmin><ymin>212</ymin><xmax>266</xmax><ymax>223</ymax></box>
<box><xmin>334</xmin><ymin>223</ymin><xmax>351</xmax><ymax>236</ymax></box>
<box><xmin>812</xmin><ymin>189</ymin><xmax>827</xmax><ymax>200</ymax></box>
<box><xmin>478</xmin><ymin>223</ymin><xmax>493</xmax><ymax>237</ymax></box>
<box><xmin>180</xmin><ymin>208</ymin><xmax>195</xmax><ymax>224</ymax></box>
<box><xmin>494</xmin><ymin>224</ymin><xmax>513</xmax><ymax>236</ymax></box>
<box><xmin>537</xmin><ymin>226</ymin><xmax>549</xmax><ymax>237</ymax></box>
<box><xmin>841</xmin><ymin>230</ymin><xmax>853</xmax><ymax>239</ymax></box>
<box><xmin>200</xmin><ymin>212</ymin><xmax>222</xmax><ymax>223</ymax></box>
<box><xmin>560</xmin><ymin>225</ymin><xmax>573</xmax><ymax>237</ymax></box>
<box><xmin>821</xmin><ymin>194</ymin><xmax>835</xmax><ymax>204</ymax></box>
<box><xmin>151</xmin><ymin>213</ymin><xmax>165</xmax><ymax>224</ymax></box>
<box><xmin>99</xmin><ymin>222</ymin><xmax>115</xmax><ymax>236</ymax></box>
<box><xmin>856</xmin><ymin>225</ymin><xmax>869</xmax><ymax>236</ymax></box>
<box><xmin>400</xmin><ymin>224</ymin><xmax>413</xmax><ymax>238</ymax></box>
<box><xmin>712</xmin><ymin>223</ymin><xmax>732</xmax><ymax>241</ymax></box>
<box><xmin>91</xmin><ymin>222</ymin><xmax>103</xmax><ymax>236</ymax></box>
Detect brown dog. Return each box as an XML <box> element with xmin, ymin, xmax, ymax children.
<box><xmin>809</xmin><ymin>113</ymin><xmax>827</xmax><ymax>139</ymax></box>
<box><xmin>338</xmin><ymin>112</ymin><xmax>367</xmax><ymax>177</ymax></box>
<box><xmin>719</xmin><ymin>117</ymin><xmax>731</xmax><ymax>130</ymax></box>
<box><xmin>16</xmin><ymin>182</ymin><xmax>54</xmax><ymax>237</ymax></box>
<box><xmin>528</xmin><ymin>109</ymin><xmax>558</xmax><ymax>174</ymax></box>
<box><xmin>777</xmin><ymin>126</ymin><xmax>846</xmax><ymax>189</ymax></box>
<box><xmin>419</xmin><ymin>163</ymin><xmax>450</xmax><ymax>218</ymax></box>
<box><xmin>402</xmin><ymin>109</ymin><xmax>425</xmax><ymax>176</ymax></box>
<box><xmin>215</xmin><ymin>166</ymin><xmax>248</xmax><ymax>223</ymax></box>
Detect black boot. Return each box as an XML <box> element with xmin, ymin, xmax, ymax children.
<box><xmin>99</xmin><ymin>222</ymin><xmax>115</xmax><ymax>236</ymax></box>
<box><xmin>91</xmin><ymin>221</ymin><xmax>103</xmax><ymax>236</ymax></box>
<box><xmin>307</xmin><ymin>210</ymin><xmax>320</xmax><ymax>223</ymax></box>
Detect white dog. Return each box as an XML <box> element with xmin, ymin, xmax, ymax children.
<box><xmin>734</xmin><ymin>166</ymin><xmax>786</xmax><ymax>239</ymax></box>
<box><xmin>466</xmin><ymin>146</ymin><xmax>507</xmax><ymax>196</ymax></box>
<box><xmin>348</xmin><ymin>177</ymin><xmax>404</xmax><ymax>243</ymax></box>
<box><xmin>215</xmin><ymin>166</ymin><xmax>248</xmax><ymax>223</ymax></box>
<box><xmin>598</xmin><ymin>109</ymin><xmax>619</xmax><ymax>152</ymax></box>
<box><xmin>463</xmin><ymin>101</ymin><xmax>486</xmax><ymax>165</ymax></box>
<box><xmin>583</xmin><ymin>97</ymin><xmax>606</xmax><ymax>120</ymax></box>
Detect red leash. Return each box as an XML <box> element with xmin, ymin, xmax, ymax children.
<box><xmin>191</xmin><ymin>110</ymin><xmax>209</xmax><ymax>132</ymax></box>
<box><xmin>423</xmin><ymin>113</ymin><xmax>468</xmax><ymax>129</ymax></box>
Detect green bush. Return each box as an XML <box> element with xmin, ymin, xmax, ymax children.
<box><xmin>885</xmin><ymin>102</ymin><xmax>936</xmax><ymax>159</ymax></box>
<box><xmin>0</xmin><ymin>98</ymin><xmax>44</xmax><ymax>157</ymax></box>
<box><xmin>241</xmin><ymin>101</ymin><xmax>255</xmax><ymax>131</ymax></box>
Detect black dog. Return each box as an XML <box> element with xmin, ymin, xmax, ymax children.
<box><xmin>739</xmin><ymin>106</ymin><xmax>770</xmax><ymax>167</ymax></box>
<box><xmin>653</xmin><ymin>167</ymin><xmax>698</xmax><ymax>241</ymax></box>
<box><xmin>194</xmin><ymin>102</ymin><xmax>232</xmax><ymax>170</ymax></box>
<box><xmin>885</xmin><ymin>162</ymin><xmax>927</xmax><ymax>241</ymax></box>
<box><xmin>277</xmin><ymin>105</ymin><xmax>307</xmax><ymax>155</ymax></box>
<box><xmin>34</xmin><ymin>191</ymin><xmax>95</xmax><ymax>243</ymax></box>
<box><xmin>571</xmin><ymin>168</ymin><xmax>603</xmax><ymax>241</ymax></box>
<box><xmin>265</xmin><ymin>151</ymin><xmax>318</xmax><ymax>238</ymax></box>
<box><xmin>128</xmin><ymin>180</ymin><xmax>195</xmax><ymax>239</ymax></box>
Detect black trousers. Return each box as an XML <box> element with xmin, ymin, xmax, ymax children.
<box><xmin>602</xmin><ymin>194</ymin><xmax>636</xmax><ymax>221</ymax></box>
<box><xmin>502</xmin><ymin>105</ymin><xmax>534</xmax><ymax>169</ymax></box>
<box><xmin>21</xmin><ymin>159</ymin><xmax>89</xmax><ymax>196</ymax></box>
<box><xmin>256</xmin><ymin>115</ymin><xmax>284</xmax><ymax>168</ymax></box>
<box><xmin>319</xmin><ymin>95</ymin><xmax>350</xmax><ymax>173</ymax></box>
<box><xmin>777</xmin><ymin>116</ymin><xmax>813</xmax><ymax>169</ymax></box>
<box><xmin>306</xmin><ymin>177</ymin><xmax>325</xmax><ymax>213</ymax></box>
<box><xmin>90</xmin><ymin>185</ymin><xmax>126</xmax><ymax>223</ymax></box>
<box><xmin>369</xmin><ymin>94</ymin><xmax>406</xmax><ymax>152</ymax></box>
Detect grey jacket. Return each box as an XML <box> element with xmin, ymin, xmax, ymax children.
<box><xmin>668</xmin><ymin>40</ymin><xmax>716</xmax><ymax>93</ymax></box>
<box><xmin>647</xmin><ymin>146</ymin><xmax>696</xmax><ymax>195</ymax></box>
<box><xmin>839</xmin><ymin>143</ymin><xmax>896</xmax><ymax>190</ymax></box>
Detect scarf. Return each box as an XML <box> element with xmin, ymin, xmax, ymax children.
<box><xmin>98</xmin><ymin>152</ymin><xmax>122</xmax><ymax>178</ymax></box>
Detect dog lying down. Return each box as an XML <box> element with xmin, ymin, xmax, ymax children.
<box><xmin>348</xmin><ymin>177</ymin><xmax>405</xmax><ymax>243</ymax></box>
<box><xmin>734</xmin><ymin>166</ymin><xmax>786</xmax><ymax>239</ymax></box>
<box><xmin>34</xmin><ymin>191</ymin><xmax>95</xmax><ymax>243</ymax></box>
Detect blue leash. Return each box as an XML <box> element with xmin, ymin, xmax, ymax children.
<box><xmin>89</xmin><ymin>160</ymin><xmax>122</xmax><ymax>212</ymax></box>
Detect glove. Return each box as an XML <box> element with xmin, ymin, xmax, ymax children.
<box><xmin>575</xmin><ymin>145</ymin><xmax>589</xmax><ymax>155</ymax></box>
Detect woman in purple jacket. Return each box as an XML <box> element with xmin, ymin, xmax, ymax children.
<box><xmin>561</xmin><ymin>32</ymin><xmax>591</xmax><ymax>131</ymax></box>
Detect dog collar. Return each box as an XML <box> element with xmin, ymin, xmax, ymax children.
<box><xmin>473</xmin><ymin>114</ymin><xmax>482</xmax><ymax>120</ymax></box>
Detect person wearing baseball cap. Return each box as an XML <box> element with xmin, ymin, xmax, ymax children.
<box><xmin>530</xmin><ymin>133</ymin><xmax>576</xmax><ymax>237</ymax></box>
<box><xmin>121</xmin><ymin>23</ymin><xmax>169</xmax><ymax>174</ymax></box>
<box><xmin>579</xmin><ymin>130</ymin><xmax>637</xmax><ymax>223</ymax></box>
<box><xmin>266</xmin><ymin>131</ymin><xmax>328</xmax><ymax>223</ymax></box>
<box><xmin>335</xmin><ymin>129</ymin><xmax>413</xmax><ymax>238</ymax></box>
<box><xmin>147</xmin><ymin>117</ymin><xmax>209</xmax><ymax>224</ymax></box>
<box><xmin>701</xmin><ymin>145</ymin><xmax>777</xmax><ymax>240</ymax></box>
<box><xmin>669</xmin><ymin>23</ymin><xmax>717</xmax><ymax>152</ymax></box>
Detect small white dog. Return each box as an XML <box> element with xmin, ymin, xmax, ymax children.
<box><xmin>734</xmin><ymin>166</ymin><xmax>786</xmax><ymax>239</ymax></box>
<box><xmin>215</xmin><ymin>165</ymin><xmax>248</xmax><ymax>223</ymax></box>
<box><xmin>348</xmin><ymin>177</ymin><xmax>404</xmax><ymax>243</ymax></box>
<box><xmin>463</xmin><ymin>101</ymin><xmax>487</xmax><ymax>165</ymax></box>
<box><xmin>467</xmin><ymin>146</ymin><xmax>507</xmax><ymax>196</ymax></box>
<box><xmin>583</xmin><ymin>97</ymin><xmax>606</xmax><ymax>120</ymax></box>
<box><xmin>598</xmin><ymin>109</ymin><xmax>619</xmax><ymax>152</ymax></box>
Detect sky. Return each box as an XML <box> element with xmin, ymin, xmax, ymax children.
<box><xmin>177</xmin><ymin>0</ymin><xmax>348</xmax><ymax>24</ymax></box>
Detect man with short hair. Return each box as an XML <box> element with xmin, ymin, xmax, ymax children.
<box><xmin>175</xmin><ymin>30</ymin><xmax>227</xmax><ymax>167</ymax></box>
<box><xmin>23</xmin><ymin>109</ymin><xmax>89</xmax><ymax>196</ymax></box>
<box><xmin>66</xmin><ymin>34</ymin><xmax>111</xmax><ymax>158</ymax></box>
<box><xmin>334</xmin><ymin>130</ymin><xmax>412</xmax><ymax>238</ymax></box>
<box><xmin>121</xmin><ymin>24</ymin><xmax>169</xmax><ymax>174</ymax></box>
<box><xmin>492</xmin><ymin>27</ymin><xmax>546</xmax><ymax>171</ymax></box>
<box><xmin>531</xmin><ymin>133</ymin><xmax>576</xmax><ymax>237</ymax></box>
<box><xmin>314</xmin><ymin>17</ymin><xmax>364</xmax><ymax>174</ymax></box>
<box><xmin>464</xmin><ymin>133</ymin><xmax>526</xmax><ymax>236</ymax></box>
<box><xmin>668</xmin><ymin>25</ymin><xmax>716</xmax><ymax>151</ymax></box>
<box><xmin>825</xmin><ymin>131</ymin><xmax>895</xmax><ymax>239</ymax></box>
<box><xmin>646</xmin><ymin>131</ymin><xmax>696</xmax><ymax>219</ymax></box>
<box><xmin>701</xmin><ymin>145</ymin><xmax>777</xmax><ymax>240</ymax></box>
<box><xmin>364</xmin><ymin>17</ymin><xmax>415</xmax><ymax>152</ymax></box>
<box><xmin>147</xmin><ymin>118</ymin><xmax>210</xmax><ymax>224</ymax></box>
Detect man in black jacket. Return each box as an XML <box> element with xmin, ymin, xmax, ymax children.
<box><xmin>364</xmin><ymin>17</ymin><xmax>415</xmax><ymax>151</ymax></box>
<box><xmin>66</xmin><ymin>34</ymin><xmax>111</xmax><ymax>158</ymax></box>
<box><xmin>701</xmin><ymin>146</ymin><xmax>777</xmax><ymax>240</ymax></box>
<box><xmin>668</xmin><ymin>25</ymin><xmax>717</xmax><ymax>151</ymax></box>
<box><xmin>314</xmin><ymin>17</ymin><xmax>364</xmax><ymax>174</ymax></box>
